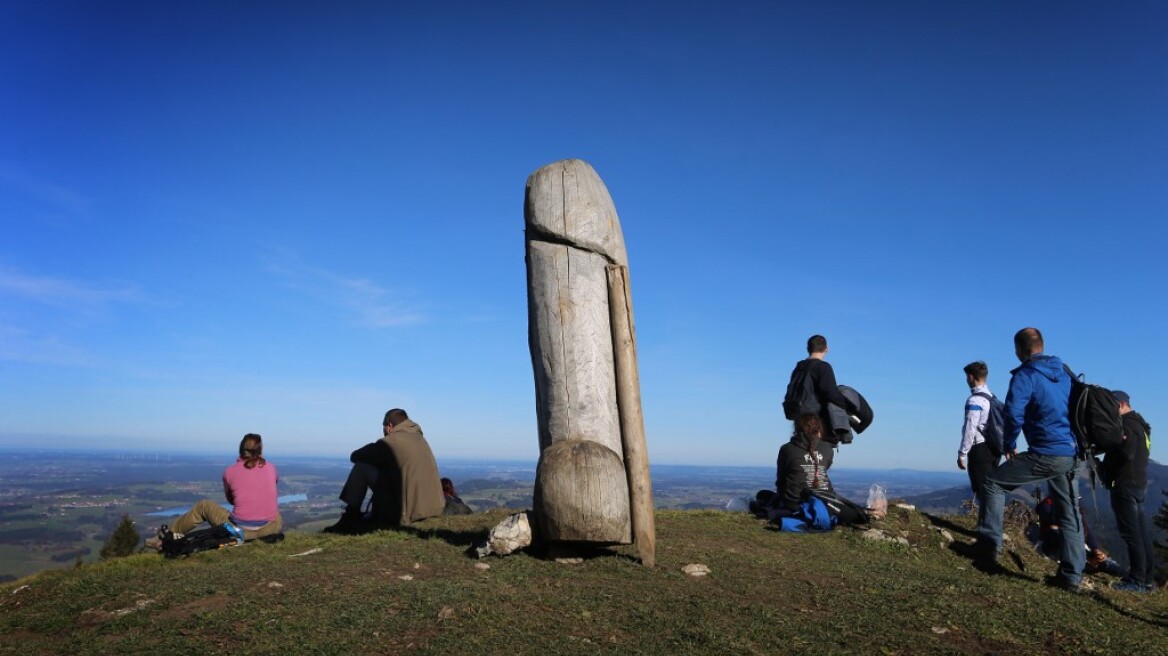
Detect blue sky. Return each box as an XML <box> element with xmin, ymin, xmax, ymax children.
<box><xmin>1</xmin><ymin>1</ymin><xmax>1165</xmax><ymax>472</ymax></box>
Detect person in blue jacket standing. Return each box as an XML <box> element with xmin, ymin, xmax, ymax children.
<box><xmin>975</xmin><ymin>327</ymin><xmax>1085</xmax><ymax>592</ymax></box>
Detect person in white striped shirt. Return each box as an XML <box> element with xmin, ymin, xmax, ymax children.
<box><xmin>958</xmin><ymin>361</ymin><xmax>1001</xmax><ymax>506</ymax></box>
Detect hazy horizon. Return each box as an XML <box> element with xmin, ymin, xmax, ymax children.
<box><xmin>0</xmin><ymin>439</ymin><xmax>983</xmax><ymax>475</ymax></box>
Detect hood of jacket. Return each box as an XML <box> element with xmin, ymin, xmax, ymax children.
<box><xmin>1011</xmin><ymin>354</ymin><xmax>1065</xmax><ymax>382</ymax></box>
<box><xmin>1126</xmin><ymin>410</ymin><xmax>1151</xmax><ymax>436</ymax></box>
<box><xmin>381</xmin><ymin>418</ymin><xmax>424</xmax><ymax>445</ymax></box>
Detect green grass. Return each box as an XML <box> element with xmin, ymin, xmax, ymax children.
<box><xmin>1</xmin><ymin>507</ymin><xmax>1165</xmax><ymax>655</ymax></box>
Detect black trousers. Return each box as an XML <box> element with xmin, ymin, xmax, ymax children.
<box><xmin>966</xmin><ymin>442</ymin><xmax>999</xmax><ymax>506</ymax></box>
<box><xmin>1110</xmin><ymin>484</ymin><xmax>1156</xmax><ymax>585</ymax></box>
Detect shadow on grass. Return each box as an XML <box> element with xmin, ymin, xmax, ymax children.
<box><xmin>948</xmin><ymin>539</ymin><xmax>1036</xmax><ymax>583</ymax></box>
<box><xmin>399</xmin><ymin>525</ymin><xmax>484</xmax><ymax>548</ymax></box>
<box><xmin>357</xmin><ymin>519</ymin><xmax>644</xmax><ymax>565</ymax></box>
<box><xmin>1086</xmin><ymin>592</ymin><xmax>1168</xmax><ymax>627</ymax></box>
<box><xmin>922</xmin><ymin>513</ymin><xmax>977</xmax><ymax>538</ymax></box>
<box><xmin>316</xmin><ymin>517</ymin><xmax>486</xmax><ymax>547</ymax></box>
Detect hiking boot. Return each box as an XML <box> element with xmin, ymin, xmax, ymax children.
<box><xmin>145</xmin><ymin>528</ymin><xmax>181</xmax><ymax>551</ymax></box>
<box><xmin>1111</xmin><ymin>579</ymin><xmax>1151</xmax><ymax>593</ymax></box>
<box><xmin>973</xmin><ymin>558</ymin><xmax>1008</xmax><ymax>576</ymax></box>
<box><xmin>971</xmin><ymin>542</ymin><xmax>1006</xmax><ymax>575</ymax></box>
<box><xmin>322</xmin><ymin>509</ymin><xmax>365</xmax><ymax>535</ymax></box>
<box><xmin>1044</xmin><ymin>574</ymin><xmax>1084</xmax><ymax>593</ymax></box>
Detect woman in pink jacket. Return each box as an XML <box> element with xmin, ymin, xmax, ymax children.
<box><xmin>149</xmin><ymin>433</ymin><xmax>282</xmax><ymax>547</ymax></box>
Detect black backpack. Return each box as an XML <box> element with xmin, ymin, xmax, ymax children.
<box><xmin>972</xmin><ymin>392</ymin><xmax>1006</xmax><ymax>458</ymax></box>
<box><xmin>160</xmin><ymin>525</ymin><xmax>239</xmax><ymax>558</ymax></box>
<box><xmin>810</xmin><ymin>489</ymin><xmax>869</xmax><ymax>526</ymax></box>
<box><xmin>783</xmin><ymin>361</ymin><xmax>820</xmax><ymax>420</ymax></box>
<box><xmin>1063</xmin><ymin>365</ymin><xmax>1124</xmax><ymax>457</ymax></box>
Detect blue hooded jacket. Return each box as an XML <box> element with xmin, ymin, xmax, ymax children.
<box><xmin>1003</xmin><ymin>354</ymin><xmax>1076</xmax><ymax>456</ymax></box>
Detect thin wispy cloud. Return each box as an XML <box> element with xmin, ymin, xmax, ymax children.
<box><xmin>0</xmin><ymin>323</ymin><xmax>97</xmax><ymax>367</ymax></box>
<box><xmin>0</xmin><ymin>162</ymin><xmax>91</xmax><ymax>218</ymax></box>
<box><xmin>265</xmin><ymin>252</ymin><xmax>425</xmax><ymax>328</ymax></box>
<box><xmin>0</xmin><ymin>267</ymin><xmax>142</xmax><ymax>309</ymax></box>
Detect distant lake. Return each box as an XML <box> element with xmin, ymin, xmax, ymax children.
<box><xmin>146</xmin><ymin>493</ymin><xmax>309</xmax><ymax>516</ymax></box>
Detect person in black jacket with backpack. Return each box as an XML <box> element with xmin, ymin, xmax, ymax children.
<box><xmin>783</xmin><ymin>335</ymin><xmax>860</xmax><ymax>470</ymax></box>
<box><xmin>1102</xmin><ymin>391</ymin><xmax>1157</xmax><ymax>592</ymax></box>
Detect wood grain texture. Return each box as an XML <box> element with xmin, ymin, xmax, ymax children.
<box><xmin>607</xmin><ymin>264</ymin><xmax>656</xmax><ymax>565</ymax></box>
<box><xmin>533</xmin><ymin>439</ymin><xmax>631</xmax><ymax>544</ymax></box>
<box><xmin>525</xmin><ymin>159</ymin><xmax>628</xmax><ymax>266</ymax></box>
<box><xmin>526</xmin><ymin>158</ymin><xmax>646</xmax><ymax>547</ymax></box>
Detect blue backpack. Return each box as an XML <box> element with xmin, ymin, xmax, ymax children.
<box><xmin>778</xmin><ymin>495</ymin><xmax>837</xmax><ymax>532</ymax></box>
<box><xmin>972</xmin><ymin>392</ymin><xmax>1006</xmax><ymax>458</ymax></box>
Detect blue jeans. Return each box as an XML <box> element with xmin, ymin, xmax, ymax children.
<box><xmin>1110</xmin><ymin>485</ymin><xmax>1156</xmax><ymax>586</ymax></box>
<box><xmin>977</xmin><ymin>452</ymin><xmax>1084</xmax><ymax>584</ymax></box>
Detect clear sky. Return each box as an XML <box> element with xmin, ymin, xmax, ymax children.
<box><xmin>1</xmin><ymin>1</ymin><xmax>1165</xmax><ymax>471</ymax></box>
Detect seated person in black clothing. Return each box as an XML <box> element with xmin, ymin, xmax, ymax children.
<box><xmin>752</xmin><ymin>414</ymin><xmax>834</xmax><ymax>518</ymax></box>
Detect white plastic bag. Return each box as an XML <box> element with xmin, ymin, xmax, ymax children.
<box><xmin>867</xmin><ymin>483</ymin><xmax>888</xmax><ymax>519</ymax></box>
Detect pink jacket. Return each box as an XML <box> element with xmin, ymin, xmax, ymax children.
<box><xmin>222</xmin><ymin>458</ymin><xmax>279</xmax><ymax>523</ymax></box>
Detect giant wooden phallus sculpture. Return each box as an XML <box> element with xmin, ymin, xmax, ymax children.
<box><xmin>525</xmin><ymin>159</ymin><xmax>655</xmax><ymax>566</ymax></box>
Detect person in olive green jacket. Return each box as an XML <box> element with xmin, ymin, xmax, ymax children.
<box><xmin>325</xmin><ymin>408</ymin><xmax>445</xmax><ymax>533</ymax></box>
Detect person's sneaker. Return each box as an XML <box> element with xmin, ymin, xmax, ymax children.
<box><xmin>1111</xmin><ymin>579</ymin><xmax>1150</xmax><ymax>593</ymax></box>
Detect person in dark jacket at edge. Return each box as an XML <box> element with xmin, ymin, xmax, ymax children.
<box><xmin>1100</xmin><ymin>391</ymin><xmax>1157</xmax><ymax>592</ymax></box>
<box><xmin>975</xmin><ymin>327</ymin><xmax>1086</xmax><ymax>592</ymax></box>
<box><xmin>784</xmin><ymin>334</ymin><xmax>860</xmax><ymax>472</ymax></box>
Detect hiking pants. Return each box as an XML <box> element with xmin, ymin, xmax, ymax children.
<box><xmin>339</xmin><ymin>462</ymin><xmax>381</xmax><ymax>512</ymax></box>
<box><xmin>169</xmin><ymin>499</ymin><xmax>283</xmax><ymax>540</ymax></box>
<box><xmin>966</xmin><ymin>442</ymin><xmax>999</xmax><ymax>507</ymax></box>
<box><xmin>977</xmin><ymin>452</ymin><xmax>1084</xmax><ymax>585</ymax></box>
<box><xmin>1109</xmin><ymin>484</ymin><xmax>1156</xmax><ymax>586</ymax></box>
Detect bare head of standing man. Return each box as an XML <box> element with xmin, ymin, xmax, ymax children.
<box><xmin>807</xmin><ymin>334</ymin><xmax>828</xmax><ymax>358</ymax></box>
<box><xmin>1014</xmin><ymin>327</ymin><xmax>1044</xmax><ymax>362</ymax></box>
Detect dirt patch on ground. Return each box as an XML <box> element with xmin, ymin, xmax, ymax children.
<box><xmin>155</xmin><ymin>593</ymin><xmax>232</xmax><ymax>623</ymax></box>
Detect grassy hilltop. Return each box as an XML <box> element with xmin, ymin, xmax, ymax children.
<box><xmin>1</xmin><ymin>507</ymin><xmax>1165</xmax><ymax>655</ymax></box>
